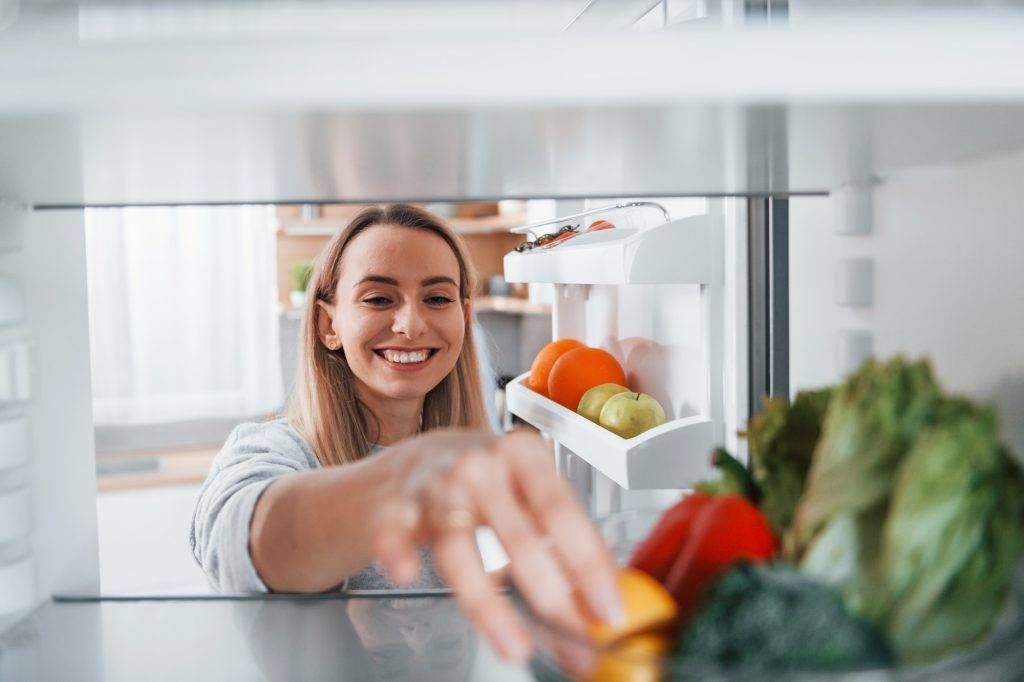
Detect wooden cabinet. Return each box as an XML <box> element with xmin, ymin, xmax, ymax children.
<box><xmin>274</xmin><ymin>204</ymin><xmax>529</xmax><ymax>307</ymax></box>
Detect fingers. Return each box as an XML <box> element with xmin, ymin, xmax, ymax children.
<box><xmin>382</xmin><ymin>428</ymin><xmax>622</xmax><ymax>663</ymax></box>
<box><xmin>498</xmin><ymin>431</ymin><xmax>624</xmax><ymax>626</ymax></box>
<box><xmin>549</xmin><ymin>633</ymin><xmax>596</xmax><ymax>678</ymax></box>
<box><xmin>419</xmin><ymin>464</ymin><xmax>534</xmax><ymax>662</ymax></box>
<box><xmin>431</xmin><ymin>521</ymin><xmax>533</xmax><ymax>662</ymax></box>
<box><xmin>453</xmin><ymin>450</ymin><xmax>589</xmax><ymax>635</ymax></box>
<box><xmin>420</xmin><ymin>470</ymin><xmax>476</xmax><ymax>535</ymax></box>
<box><xmin>370</xmin><ymin>498</ymin><xmax>422</xmax><ymax>587</ymax></box>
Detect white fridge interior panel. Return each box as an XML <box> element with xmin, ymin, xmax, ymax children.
<box><xmin>831</xmin><ymin>182</ymin><xmax>875</xmax><ymax>235</ymax></box>
<box><xmin>0</xmin><ymin>414</ymin><xmax>30</xmax><ymax>470</ymax></box>
<box><xmin>0</xmin><ymin>487</ymin><xmax>31</xmax><ymax>544</ymax></box>
<box><xmin>5</xmin><ymin>9</ymin><xmax>1024</xmax><ymax>205</ymax></box>
<box><xmin>0</xmin><ymin>276</ymin><xmax>24</xmax><ymax>326</ymax></box>
<box><xmin>74</xmin><ymin>0</ymin><xmax>584</xmax><ymax>40</ymax></box>
<box><xmin>789</xmin><ymin>147</ymin><xmax>1024</xmax><ymax>457</ymax></box>
<box><xmin>0</xmin><ymin>557</ymin><xmax>34</xmax><ymax>617</ymax></box>
<box><xmin>6</xmin><ymin>11</ymin><xmax>1024</xmax><ymax>108</ymax></box>
<box><xmin>2</xmin><ymin>210</ymin><xmax>100</xmax><ymax>609</ymax></box>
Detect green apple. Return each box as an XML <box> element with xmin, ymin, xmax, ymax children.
<box><xmin>598</xmin><ymin>392</ymin><xmax>667</xmax><ymax>439</ymax></box>
<box><xmin>577</xmin><ymin>383</ymin><xmax>630</xmax><ymax>423</ymax></box>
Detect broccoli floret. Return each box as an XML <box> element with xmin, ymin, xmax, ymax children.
<box><xmin>668</xmin><ymin>564</ymin><xmax>893</xmax><ymax>678</ymax></box>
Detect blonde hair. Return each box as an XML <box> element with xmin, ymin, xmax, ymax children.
<box><xmin>285</xmin><ymin>204</ymin><xmax>488</xmax><ymax>467</ymax></box>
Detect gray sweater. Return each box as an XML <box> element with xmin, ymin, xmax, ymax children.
<box><xmin>190</xmin><ymin>418</ymin><xmax>443</xmax><ymax>593</ymax></box>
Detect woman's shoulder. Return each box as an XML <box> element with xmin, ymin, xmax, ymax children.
<box><xmin>219</xmin><ymin>416</ymin><xmax>320</xmax><ymax>471</ymax></box>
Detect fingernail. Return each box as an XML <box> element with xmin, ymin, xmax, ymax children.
<box><xmin>591</xmin><ymin>576</ymin><xmax>625</xmax><ymax>626</ymax></box>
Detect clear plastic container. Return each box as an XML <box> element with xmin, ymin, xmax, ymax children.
<box><xmin>510</xmin><ymin>201</ymin><xmax>670</xmax><ymax>252</ymax></box>
<box><xmin>523</xmin><ymin>508</ymin><xmax>1024</xmax><ymax>682</ymax></box>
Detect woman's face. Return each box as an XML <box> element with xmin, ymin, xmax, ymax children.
<box><xmin>318</xmin><ymin>224</ymin><xmax>468</xmax><ymax>404</ymax></box>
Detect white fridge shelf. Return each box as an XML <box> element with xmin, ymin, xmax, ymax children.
<box><xmin>9</xmin><ymin>12</ymin><xmax>1024</xmax><ymax>205</ymax></box>
<box><xmin>506</xmin><ymin>372</ymin><xmax>717</xmax><ymax>490</ymax></box>
<box><xmin>503</xmin><ymin>215</ymin><xmax>716</xmax><ymax>285</ymax></box>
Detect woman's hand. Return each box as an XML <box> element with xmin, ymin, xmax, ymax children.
<box><xmin>370</xmin><ymin>429</ymin><xmax>623</xmax><ymax>662</ymax></box>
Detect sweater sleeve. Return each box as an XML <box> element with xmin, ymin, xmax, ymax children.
<box><xmin>190</xmin><ymin>419</ymin><xmax>318</xmax><ymax>593</ymax></box>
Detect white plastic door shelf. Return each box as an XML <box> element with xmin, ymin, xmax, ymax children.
<box><xmin>506</xmin><ymin>373</ymin><xmax>716</xmax><ymax>489</ymax></box>
<box><xmin>504</xmin><ymin>210</ymin><xmax>726</xmax><ymax>492</ymax></box>
<box><xmin>503</xmin><ymin>216</ymin><xmax>714</xmax><ymax>285</ymax></box>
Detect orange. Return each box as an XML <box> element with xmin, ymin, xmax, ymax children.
<box><xmin>527</xmin><ymin>338</ymin><xmax>585</xmax><ymax>396</ymax></box>
<box><xmin>588</xmin><ymin>568</ymin><xmax>678</xmax><ymax>647</ymax></box>
<box><xmin>547</xmin><ymin>347</ymin><xmax>627</xmax><ymax>411</ymax></box>
<box><xmin>582</xmin><ymin>632</ymin><xmax>671</xmax><ymax>682</ymax></box>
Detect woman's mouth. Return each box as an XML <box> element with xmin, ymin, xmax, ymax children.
<box><xmin>373</xmin><ymin>347</ymin><xmax>439</xmax><ymax>372</ymax></box>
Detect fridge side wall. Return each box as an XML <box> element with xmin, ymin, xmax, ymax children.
<box><xmin>790</xmin><ymin>147</ymin><xmax>1024</xmax><ymax>458</ymax></box>
<box><xmin>0</xmin><ymin>206</ymin><xmax>100</xmax><ymax>620</ymax></box>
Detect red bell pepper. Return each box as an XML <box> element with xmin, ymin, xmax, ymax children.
<box><xmin>628</xmin><ymin>492</ymin><xmax>713</xmax><ymax>583</ymax></box>
<box><xmin>663</xmin><ymin>494</ymin><xmax>776</xmax><ymax>620</ymax></box>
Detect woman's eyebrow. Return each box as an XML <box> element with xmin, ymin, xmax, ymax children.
<box><xmin>420</xmin><ymin>276</ymin><xmax>458</xmax><ymax>287</ymax></box>
<box><xmin>357</xmin><ymin>275</ymin><xmax>399</xmax><ymax>286</ymax></box>
<box><xmin>356</xmin><ymin>275</ymin><xmax>457</xmax><ymax>287</ymax></box>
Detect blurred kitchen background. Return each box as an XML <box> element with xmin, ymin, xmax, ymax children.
<box><xmin>85</xmin><ymin>199</ymin><xmax>549</xmax><ymax>592</ymax></box>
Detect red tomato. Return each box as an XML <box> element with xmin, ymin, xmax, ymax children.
<box><xmin>588</xmin><ymin>219</ymin><xmax>616</xmax><ymax>232</ymax></box>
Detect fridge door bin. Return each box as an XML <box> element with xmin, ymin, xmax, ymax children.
<box><xmin>509</xmin><ymin>201</ymin><xmax>670</xmax><ymax>239</ymax></box>
<box><xmin>503</xmin><ymin>214</ymin><xmax>717</xmax><ymax>286</ymax></box>
<box><xmin>506</xmin><ymin>372</ymin><xmax>716</xmax><ymax>490</ymax></box>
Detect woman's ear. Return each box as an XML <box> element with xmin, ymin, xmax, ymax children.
<box><xmin>315</xmin><ymin>300</ymin><xmax>342</xmax><ymax>351</ymax></box>
<box><xmin>462</xmin><ymin>297</ymin><xmax>472</xmax><ymax>322</ymax></box>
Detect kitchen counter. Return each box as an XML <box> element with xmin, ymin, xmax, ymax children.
<box><xmin>0</xmin><ymin>595</ymin><xmax>534</xmax><ymax>682</ymax></box>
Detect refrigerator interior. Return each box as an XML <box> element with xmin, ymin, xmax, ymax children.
<box><xmin>2</xmin><ymin>1</ymin><xmax>1024</xmax><ymax>641</ymax></box>
<box><xmin>788</xmin><ymin>149</ymin><xmax>1024</xmax><ymax>459</ymax></box>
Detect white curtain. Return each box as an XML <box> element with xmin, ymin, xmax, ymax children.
<box><xmin>84</xmin><ymin>205</ymin><xmax>283</xmax><ymax>426</ymax></box>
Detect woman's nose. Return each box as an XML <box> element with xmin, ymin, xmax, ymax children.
<box><xmin>392</xmin><ymin>303</ymin><xmax>426</xmax><ymax>338</ymax></box>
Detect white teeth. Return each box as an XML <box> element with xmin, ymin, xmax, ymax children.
<box><xmin>382</xmin><ymin>350</ymin><xmax>430</xmax><ymax>364</ymax></box>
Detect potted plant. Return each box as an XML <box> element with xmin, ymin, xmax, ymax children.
<box><xmin>289</xmin><ymin>261</ymin><xmax>314</xmax><ymax>308</ymax></box>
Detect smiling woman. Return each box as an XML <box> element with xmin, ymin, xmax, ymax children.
<box><xmin>302</xmin><ymin>204</ymin><xmax>487</xmax><ymax>465</ymax></box>
<box><xmin>189</xmin><ymin>204</ymin><xmax>623</xmax><ymax>663</ymax></box>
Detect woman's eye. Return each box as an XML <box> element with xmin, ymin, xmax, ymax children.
<box><xmin>425</xmin><ymin>295</ymin><xmax>455</xmax><ymax>306</ymax></box>
<box><xmin>362</xmin><ymin>296</ymin><xmax>392</xmax><ymax>306</ymax></box>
